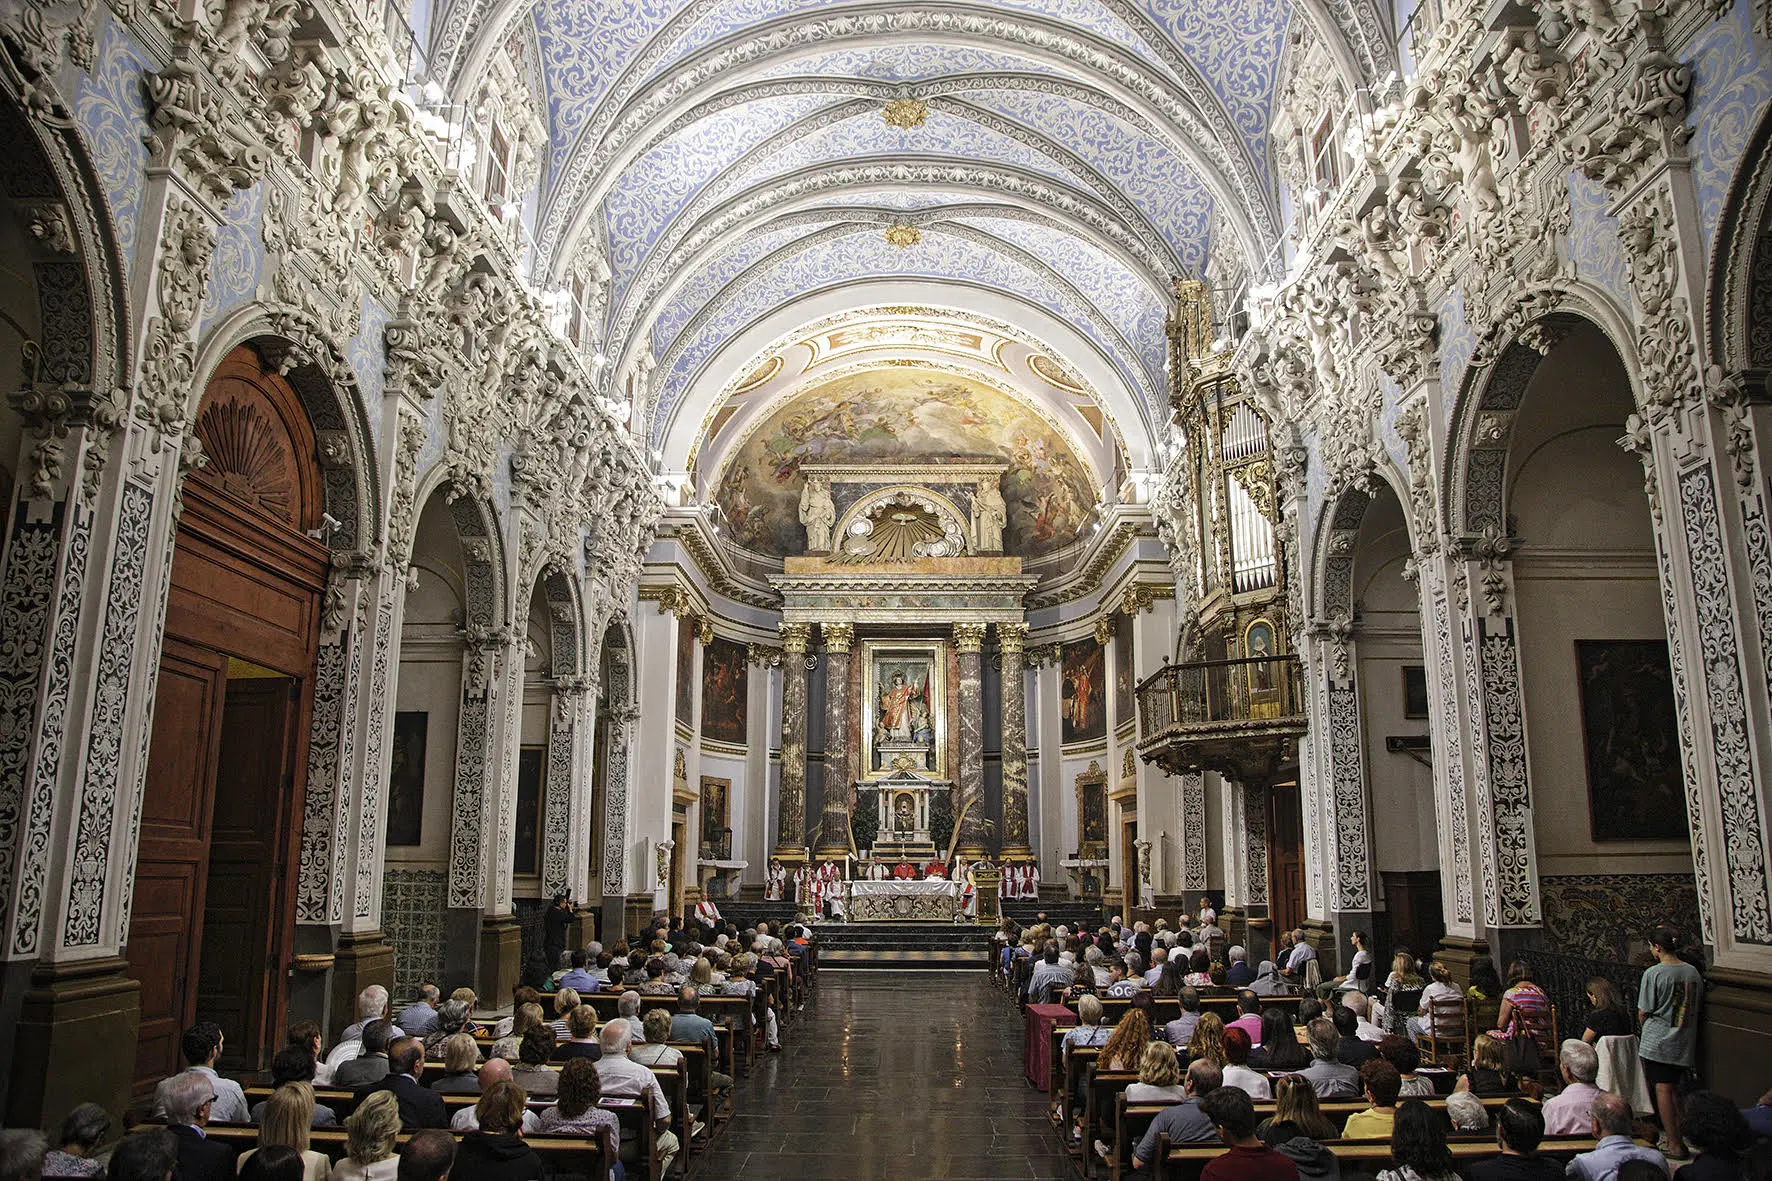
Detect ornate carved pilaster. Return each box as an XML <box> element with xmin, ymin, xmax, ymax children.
<box><xmin>953</xmin><ymin>622</ymin><xmax>989</xmax><ymax>857</ymax></box>
<box><xmin>1179</xmin><ymin>772</ymin><xmax>1208</xmax><ymax>891</ymax></box>
<box><xmin>815</xmin><ymin>622</ymin><xmax>854</xmax><ymax>859</ymax></box>
<box><xmin>998</xmin><ymin>623</ymin><xmax>1032</xmax><ymax>860</ymax></box>
<box><xmin>774</xmin><ymin>623</ymin><xmax>812</xmax><ymax>860</ymax></box>
<box><xmin>542</xmin><ymin>677</ymin><xmax>593</xmax><ymax>898</ymax></box>
<box><xmin>448</xmin><ymin>628</ymin><xmax>506</xmax><ymax>910</ymax></box>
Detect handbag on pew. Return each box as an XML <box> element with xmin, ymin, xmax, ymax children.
<box><xmin>1504</xmin><ymin>1031</ymin><xmax>1543</xmax><ymax>1077</ymax></box>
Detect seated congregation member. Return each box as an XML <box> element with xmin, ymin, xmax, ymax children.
<box><xmin>153</xmin><ymin>1022</ymin><xmax>252</xmax><ymax>1125</ymax></box>
<box><xmin>105</xmin><ymin>1130</ymin><xmax>179</xmax><ymax>1181</ymax></box>
<box><xmin>334</xmin><ymin>1021</ymin><xmax>394</xmax><ymax>1090</ymax></box>
<box><xmin>1227</xmin><ymin>947</ymin><xmax>1257</xmax><ymax>989</ymax></box>
<box><xmin>1144</xmin><ymin>947</ymin><xmax>1169</xmax><ymax>987</ymax></box>
<box><xmin>1341</xmin><ymin>1058</ymin><xmax>1403</xmax><ymax>1140</ymax></box>
<box><xmin>1189</xmin><ymin>1013</ymin><xmax>1229</xmax><ymax>1070</ymax></box>
<box><xmin>395</xmin><ymin>1131</ymin><xmax>456</xmax><ymax>1181</ymax></box>
<box><xmin>1183</xmin><ymin>948</ymin><xmax>1215</xmax><ymax>988</ymax></box>
<box><xmin>1258</xmin><ymin>1075</ymin><xmax>1341</xmax><ymax>1146</ymax></box>
<box><xmin>251</xmin><ymin>1047</ymin><xmax>337</xmax><ymax>1126</ymax></box>
<box><xmin>554</xmin><ymin>1003</ymin><xmax>601</xmax><ymax>1062</ymax></box>
<box><xmin>1457</xmin><ymin>1034</ymin><xmax>1513</xmax><ymax>1097</ymax></box>
<box><xmin>1199</xmin><ymin>1086</ymin><xmax>1300</xmax><ymax>1181</ymax></box>
<box><xmin>1026</xmin><ymin>941</ymin><xmax>1074</xmax><ymax>1001</ymax></box>
<box><xmin>1251</xmin><ymin>1008</ymin><xmax>1312</xmax><ymax>1071</ymax></box>
<box><xmin>160</xmin><ymin>1070</ymin><xmax>238</xmax><ymax>1181</ymax></box>
<box><xmin>511</xmin><ymin>1027</ymin><xmax>561</xmax><ymax>1097</ymax></box>
<box><xmin>1446</xmin><ymin>1090</ymin><xmax>1491</xmax><ymax>1132</ymax></box>
<box><xmin>1228</xmin><ymin>991</ymin><xmax>1264</xmax><ymax>1044</ymax></box>
<box><xmin>719</xmin><ymin>953</ymin><xmax>781</xmax><ymax>1051</ymax></box>
<box><xmin>1127</xmin><ymin>1041</ymin><xmax>1189</xmax><ymax>1104</ymax></box>
<box><xmin>615</xmin><ymin>991</ymin><xmax>645</xmax><ymax>1040</ymax></box>
<box><xmin>1582</xmin><ymin>978</ymin><xmax>1633</xmax><ymax>1043</ymax></box>
<box><xmin>1492</xmin><ymin>961</ymin><xmax>1552</xmax><ymax>1043</ymax></box>
<box><xmin>536</xmin><ymin>1058</ymin><xmax>623</xmax><ymax>1178</ymax></box>
<box><xmin>395</xmin><ymin>985</ymin><xmax>441</xmax><ymax>1037</ymax></box>
<box><xmin>447</xmin><ymin>988</ymin><xmax>483</xmax><ymax>1036</ymax></box>
<box><xmin>1318</xmin><ymin>931</ymin><xmax>1374</xmax><ymax>999</ymax></box>
<box><xmin>1220</xmin><ymin>1027</ymin><xmax>1271</xmax><ymax>1100</ymax></box>
<box><xmin>670</xmin><ymin>987</ymin><xmax>734</xmax><ymax>1090</ymax></box>
<box><xmin>548</xmin><ymin>988</ymin><xmax>581</xmax><ymax>1042</ymax></box>
<box><xmin>454</xmin><ymin>1082</ymin><xmax>544</xmax><ymax>1181</ymax></box>
<box><xmin>1062</xmin><ymin>994</ymin><xmax>1113</xmax><ymax>1061</ymax></box>
<box><xmin>421</xmin><ymin>1001</ymin><xmax>475</xmax><ymax>1063</ymax></box>
<box><xmin>1409</xmin><ymin>961</ymin><xmax>1464</xmax><ymax>1044</ymax></box>
<box><xmin>363</xmin><ymin>1038</ymin><xmax>448</xmax><ymax>1129</ymax></box>
<box><xmin>1543</xmin><ymin>1040</ymin><xmax>1605</xmax><ymax>1135</ymax></box>
<box><xmin>557</xmin><ymin>949</ymin><xmax>601</xmax><ymax>994</ymax></box>
<box><xmin>1</xmin><ymin>1132</ymin><xmax>46</xmax><ymax>1181</ymax></box>
<box><xmin>330</xmin><ymin>1091</ymin><xmax>400</xmax><ymax>1181</ymax></box>
<box><xmin>340</xmin><ymin>987</ymin><xmax>402</xmax><ymax>1044</ymax></box>
<box><xmin>489</xmin><ymin>1003</ymin><xmax>545</xmax><ymax>1062</ymax></box>
<box><xmin>1131</xmin><ymin>1060</ymin><xmax>1224</xmax><ymax>1174</ymax></box>
<box><xmin>1378</xmin><ymin>1034</ymin><xmax>1435</xmax><ymax>1098</ymax></box>
<box><xmin>239</xmin><ymin>1146</ymin><xmax>306</xmax><ymax>1181</ymax></box>
<box><xmin>1334</xmin><ymin>1005</ymin><xmax>1379</xmax><ymax>1067</ymax></box>
<box><xmin>630</xmin><ymin>1010</ymin><xmax>683</xmax><ymax>1068</ymax></box>
<box><xmin>287</xmin><ymin>1022</ymin><xmax>335</xmax><ymax>1087</ymax></box>
<box><xmin>1567</xmin><ymin>1093</ymin><xmax>1668</xmax><ymax>1181</ymax></box>
<box><xmin>1299</xmin><ymin>1018</ymin><xmax>1361</xmax><ymax>1098</ymax></box>
<box><xmin>451</xmin><ymin>1061</ymin><xmax>540</xmax><ymax>1133</ymax></box>
<box><xmin>1346</xmin><ymin>991</ymin><xmax>1386</xmax><ymax>1042</ymax></box>
<box><xmin>1100</xmin><ymin>1007</ymin><xmax>1153</xmax><ymax>1073</ymax></box>
<box><xmin>1163</xmin><ymin>988</ymin><xmax>1205</xmax><ymax>1048</ymax></box>
<box><xmin>42</xmin><ymin>1101</ymin><xmax>108</xmax><ymax>1178</ymax></box>
<box><xmin>594</xmin><ymin>1018</ymin><xmax>681</xmax><ymax>1175</ymax></box>
<box><xmin>1675</xmin><ymin>1091</ymin><xmax>1754</xmax><ymax>1181</ymax></box>
<box><xmin>491</xmin><ymin>988</ymin><xmax>541</xmax><ymax>1039</ymax></box>
<box><xmin>1251</xmin><ymin>959</ymin><xmax>1290</xmax><ymax>997</ymax></box>
<box><xmin>237</xmin><ymin>1084</ymin><xmax>330</xmax><ymax>1181</ymax></box>
<box><xmin>1377</xmin><ymin>1099</ymin><xmax>1460</xmax><ymax>1181</ymax></box>
<box><xmin>429</xmin><ymin>1033</ymin><xmax>483</xmax><ymax>1092</ymax></box>
<box><xmin>1465</xmin><ymin>1098</ymin><xmax>1569</xmax><ymax>1181</ymax></box>
<box><xmin>1282</xmin><ymin>929</ymin><xmax>1317</xmax><ymax>980</ymax></box>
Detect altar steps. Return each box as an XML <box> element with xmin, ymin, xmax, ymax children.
<box><xmin>813</xmin><ymin>921</ymin><xmax>995</xmax><ymax>970</ymax></box>
<box><xmin>1001</xmin><ymin>901</ymin><xmax>1107</xmax><ymax>929</ymax></box>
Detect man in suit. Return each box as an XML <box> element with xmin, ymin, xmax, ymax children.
<box><xmin>364</xmin><ymin>1037</ymin><xmax>449</xmax><ymax>1129</ymax></box>
<box><xmin>160</xmin><ymin>1069</ymin><xmax>237</xmax><ymax>1181</ymax></box>
<box><xmin>334</xmin><ymin>1019</ymin><xmax>394</xmax><ymax>1089</ymax></box>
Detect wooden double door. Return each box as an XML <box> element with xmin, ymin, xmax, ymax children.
<box><xmin>128</xmin><ymin>348</ymin><xmax>329</xmax><ymax>1090</ymax></box>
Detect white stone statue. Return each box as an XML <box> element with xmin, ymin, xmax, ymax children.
<box><xmin>799</xmin><ymin>476</ymin><xmax>835</xmax><ymax>552</ymax></box>
<box><xmin>974</xmin><ymin>478</ymin><xmax>1006</xmax><ymax>553</ymax></box>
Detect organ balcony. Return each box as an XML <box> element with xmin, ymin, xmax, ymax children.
<box><xmin>1134</xmin><ymin>654</ymin><xmax>1307</xmax><ymax>786</ymax></box>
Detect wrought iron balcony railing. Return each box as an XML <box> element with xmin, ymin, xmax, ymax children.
<box><xmin>1135</xmin><ymin>654</ymin><xmax>1307</xmax><ymax>784</ymax></box>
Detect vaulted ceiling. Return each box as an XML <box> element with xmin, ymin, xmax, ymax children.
<box><xmin>428</xmin><ymin>0</ymin><xmax>1394</xmax><ymax>471</ymax></box>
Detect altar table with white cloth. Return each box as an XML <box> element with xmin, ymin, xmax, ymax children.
<box><xmin>847</xmin><ymin>879</ymin><xmax>961</xmax><ymax>921</ymax></box>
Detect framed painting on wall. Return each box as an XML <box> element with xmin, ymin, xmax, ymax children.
<box><xmin>861</xmin><ymin>639</ymin><xmax>948</xmax><ymax>779</ymax></box>
<box><xmin>1114</xmin><ymin>614</ymin><xmax>1135</xmax><ymax>727</ymax></box>
<box><xmin>675</xmin><ymin>618</ymin><xmax>694</xmax><ymax>728</ymax></box>
<box><xmin>387</xmin><ymin>711</ymin><xmax>427</xmax><ymax>846</ymax></box>
<box><xmin>1061</xmin><ymin>637</ymin><xmax>1106</xmax><ymax>744</ymax></box>
<box><xmin>513</xmin><ymin>746</ymin><xmax>545</xmax><ymax>877</ymax></box>
<box><xmin>700</xmin><ymin>775</ymin><xmax>730</xmax><ymax>858</ymax></box>
<box><xmin>700</xmin><ymin>636</ymin><xmax>749</xmax><ymax>746</ymax></box>
<box><xmin>1402</xmin><ymin>665</ymin><xmax>1430</xmax><ymax>719</ymax></box>
<box><xmin>1575</xmin><ymin>639</ymin><xmax>1687</xmax><ymax>842</ymax></box>
<box><xmin>1076</xmin><ymin>760</ymin><xmax>1108</xmax><ymax>855</ymax></box>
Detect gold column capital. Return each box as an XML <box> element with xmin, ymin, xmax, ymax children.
<box><xmin>695</xmin><ymin>616</ymin><xmax>714</xmax><ymax>645</ymax></box>
<box><xmin>997</xmin><ymin>622</ymin><xmax>1028</xmax><ymax>657</ymax></box>
<box><xmin>953</xmin><ymin>622</ymin><xmax>988</xmax><ymax>652</ymax></box>
<box><xmin>822</xmin><ymin>622</ymin><xmax>855</xmax><ymax>653</ymax></box>
<box><xmin>779</xmin><ymin>622</ymin><xmax>813</xmax><ymax>654</ymax></box>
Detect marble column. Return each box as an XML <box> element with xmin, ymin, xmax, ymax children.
<box><xmin>815</xmin><ymin>622</ymin><xmax>854</xmax><ymax>859</ymax></box>
<box><xmin>954</xmin><ymin>623</ymin><xmax>989</xmax><ymax>857</ymax></box>
<box><xmin>998</xmin><ymin>623</ymin><xmax>1032</xmax><ymax>860</ymax></box>
<box><xmin>774</xmin><ymin>623</ymin><xmax>812</xmax><ymax>860</ymax></box>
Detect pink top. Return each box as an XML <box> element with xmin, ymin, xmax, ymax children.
<box><xmin>1229</xmin><ymin>1013</ymin><xmax>1264</xmax><ymax>1045</ymax></box>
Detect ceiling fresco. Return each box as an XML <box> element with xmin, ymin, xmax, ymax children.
<box><xmin>713</xmin><ymin>367</ymin><xmax>1101</xmax><ymax>557</ymax></box>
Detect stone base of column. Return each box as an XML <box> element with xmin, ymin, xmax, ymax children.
<box><xmin>570</xmin><ymin>907</ymin><xmax>598</xmax><ymax>951</ymax></box>
<box><xmin>478</xmin><ymin>916</ymin><xmax>521</xmax><ymax>1005</ymax></box>
<box><xmin>955</xmin><ymin>842</ymin><xmax>989</xmax><ymax>860</ymax></box>
<box><xmin>6</xmin><ymin>956</ymin><xmax>141</xmax><ymax>1134</ymax></box>
<box><xmin>813</xmin><ymin>839</ymin><xmax>852</xmax><ymax>862</ymax></box>
<box><xmin>771</xmin><ymin>846</ymin><xmax>809</xmax><ymax>863</ymax></box>
<box><xmin>1244</xmin><ymin>908</ymin><xmax>1272</xmax><ymax>965</ymax></box>
<box><xmin>624</xmin><ymin>894</ymin><xmax>656</xmax><ymax>939</ymax></box>
<box><xmin>328</xmin><ymin>930</ymin><xmax>394</xmax><ymax>1040</ymax></box>
<box><xmin>999</xmin><ymin>845</ymin><xmax>1035</xmax><ymax>861</ymax></box>
<box><xmin>1220</xmin><ymin>905</ymin><xmax>1246</xmax><ymax>950</ymax></box>
<box><xmin>1433</xmin><ymin>934</ymin><xmax>1493</xmax><ymax>992</ymax></box>
<box><xmin>1703</xmin><ymin>967</ymin><xmax>1772</xmax><ymax>1103</ymax></box>
<box><xmin>1302</xmin><ymin>919</ymin><xmax>1339</xmax><ymax>974</ymax></box>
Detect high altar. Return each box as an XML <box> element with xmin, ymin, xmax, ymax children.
<box><xmin>768</xmin><ymin>460</ymin><xmax>1040</xmax><ymax>870</ymax></box>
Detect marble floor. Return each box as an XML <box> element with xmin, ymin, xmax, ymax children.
<box><xmin>692</xmin><ymin>970</ymin><xmax>1068</xmax><ymax>1180</ymax></box>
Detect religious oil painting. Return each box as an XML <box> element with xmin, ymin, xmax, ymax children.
<box><xmin>1402</xmin><ymin>665</ymin><xmax>1430</xmax><ymax>719</ymax></box>
<box><xmin>387</xmin><ymin>711</ymin><xmax>427</xmax><ymax>846</ymax></box>
<box><xmin>1077</xmin><ymin>762</ymin><xmax>1108</xmax><ymax>853</ymax></box>
<box><xmin>514</xmin><ymin>747</ymin><xmax>544</xmax><ymax>877</ymax></box>
<box><xmin>1576</xmin><ymin>640</ymin><xmax>1687</xmax><ymax>842</ymax></box>
<box><xmin>1114</xmin><ymin>614</ymin><xmax>1135</xmax><ymax>727</ymax></box>
<box><xmin>675</xmin><ymin>617</ymin><xmax>694</xmax><ymax>728</ymax></box>
<box><xmin>700</xmin><ymin>776</ymin><xmax>730</xmax><ymax>858</ymax></box>
<box><xmin>1061</xmin><ymin>636</ymin><xmax>1106</xmax><ymax>745</ymax></box>
<box><xmin>701</xmin><ymin>636</ymin><xmax>749</xmax><ymax>746</ymax></box>
<box><xmin>861</xmin><ymin>639</ymin><xmax>948</xmax><ymax>779</ymax></box>
<box><xmin>714</xmin><ymin>368</ymin><xmax>1099</xmax><ymax>557</ymax></box>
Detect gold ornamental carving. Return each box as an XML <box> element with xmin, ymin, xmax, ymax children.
<box><xmin>823</xmin><ymin>621</ymin><xmax>855</xmax><ymax>653</ymax></box>
<box><xmin>1094</xmin><ymin>616</ymin><xmax>1114</xmax><ymax>646</ymax></box>
<box><xmin>780</xmin><ymin>621</ymin><xmax>813</xmax><ymax>654</ymax></box>
<box><xmin>1022</xmin><ymin>642</ymin><xmax>1059</xmax><ymax>667</ymax></box>
<box><xmin>884</xmin><ymin>225</ymin><xmax>922</xmax><ymax>249</ymax></box>
<box><xmin>953</xmin><ymin>622</ymin><xmax>988</xmax><ymax>652</ymax></box>
<box><xmin>696</xmin><ymin>616</ymin><xmax>714</xmax><ymax>645</ymax></box>
<box><xmin>747</xmin><ymin>643</ymin><xmax>784</xmax><ymax>666</ymax></box>
<box><xmin>640</xmin><ymin>585</ymin><xmax>689</xmax><ymax>616</ymax></box>
<box><xmin>882</xmin><ymin>98</ymin><xmax>929</xmax><ymax>129</ymax></box>
<box><xmin>996</xmin><ymin>622</ymin><xmax>1028</xmax><ymax>657</ymax></box>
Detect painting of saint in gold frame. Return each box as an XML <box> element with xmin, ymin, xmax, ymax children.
<box><xmin>861</xmin><ymin>639</ymin><xmax>948</xmax><ymax>779</ymax></box>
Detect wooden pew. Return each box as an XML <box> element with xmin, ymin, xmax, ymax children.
<box><xmin>131</xmin><ymin>1122</ymin><xmax>617</xmax><ymax>1181</ymax></box>
<box><xmin>1147</xmin><ymin>1132</ymin><xmax>1618</xmax><ymax>1181</ymax></box>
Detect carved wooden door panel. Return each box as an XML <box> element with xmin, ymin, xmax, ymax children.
<box><xmin>1269</xmin><ymin>785</ymin><xmax>1305</xmax><ymax>938</ymax></box>
<box><xmin>127</xmin><ymin>638</ymin><xmax>227</xmax><ymax>1094</ymax></box>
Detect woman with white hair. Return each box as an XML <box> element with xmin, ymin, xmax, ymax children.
<box><xmin>1445</xmin><ymin>1089</ymin><xmax>1490</xmax><ymax>1132</ymax></box>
